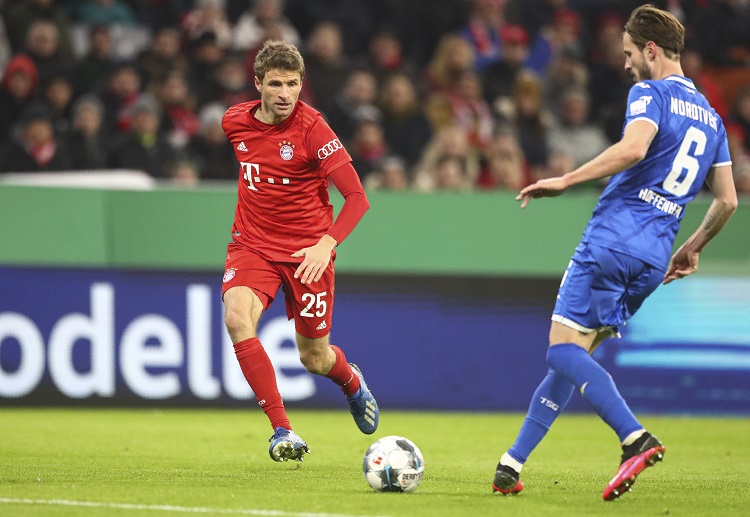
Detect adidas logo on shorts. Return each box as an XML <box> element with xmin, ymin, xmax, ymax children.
<box><xmin>316</xmin><ymin>321</ymin><xmax>327</xmax><ymax>331</ymax></box>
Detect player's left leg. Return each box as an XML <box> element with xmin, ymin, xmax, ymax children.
<box><xmin>281</xmin><ymin>260</ymin><xmax>378</xmax><ymax>435</ymax></box>
<box><xmin>546</xmin><ymin>246</ymin><xmax>666</xmax><ymax>499</ymax></box>
<box><xmin>296</xmin><ymin>332</ymin><xmax>379</xmax><ymax>435</ymax></box>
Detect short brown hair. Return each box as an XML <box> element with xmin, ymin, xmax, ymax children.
<box><xmin>624</xmin><ymin>4</ymin><xmax>684</xmax><ymax>58</ymax></box>
<box><xmin>253</xmin><ymin>40</ymin><xmax>305</xmax><ymax>82</ymax></box>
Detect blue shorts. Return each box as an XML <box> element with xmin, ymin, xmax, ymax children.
<box><xmin>552</xmin><ymin>243</ymin><xmax>663</xmax><ymax>335</ymax></box>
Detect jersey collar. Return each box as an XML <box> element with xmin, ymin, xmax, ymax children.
<box><xmin>664</xmin><ymin>75</ymin><xmax>696</xmax><ymax>90</ymax></box>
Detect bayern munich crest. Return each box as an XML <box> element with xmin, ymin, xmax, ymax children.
<box><xmin>223</xmin><ymin>268</ymin><xmax>236</xmax><ymax>283</ymax></box>
<box><xmin>279</xmin><ymin>141</ymin><xmax>295</xmax><ymax>161</ymax></box>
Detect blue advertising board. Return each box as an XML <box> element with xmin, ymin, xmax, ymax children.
<box><xmin>1</xmin><ymin>267</ymin><xmax>748</xmax><ymax>413</ymax></box>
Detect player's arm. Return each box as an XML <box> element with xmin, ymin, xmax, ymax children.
<box><xmin>663</xmin><ymin>165</ymin><xmax>737</xmax><ymax>284</ymax></box>
<box><xmin>292</xmin><ymin>162</ymin><xmax>369</xmax><ymax>284</ymax></box>
<box><xmin>516</xmin><ymin>119</ymin><xmax>657</xmax><ymax>208</ymax></box>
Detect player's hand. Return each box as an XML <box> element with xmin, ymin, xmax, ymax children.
<box><xmin>663</xmin><ymin>243</ymin><xmax>699</xmax><ymax>284</ymax></box>
<box><xmin>291</xmin><ymin>235</ymin><xmax>337</xmax><ymax>284</ymax></box>
<box><xmin>516</xmin><ymin>177</ymin><xmax>569</xmax><ymax>208</ymax></box>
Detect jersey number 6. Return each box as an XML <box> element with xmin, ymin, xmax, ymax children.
<box><xmin>662</xmin><ymin>126</ymin><xmax>707</xmax><ymax>197</ymax></box>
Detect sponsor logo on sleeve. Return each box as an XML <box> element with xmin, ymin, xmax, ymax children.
<box><xmin>629</xmin><ymin>95</ymin><xmax>653</xmax><ymax>116</ymax></box>
<box><xmin>317</xmin><ymin>139</ymin><xmax>343</xmax><ymax>159</ymax></box>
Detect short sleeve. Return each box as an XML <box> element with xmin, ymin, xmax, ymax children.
<box><xmin>306</xmin><ymin>116</ymin><xmax>352</xmax><ymax>175</ymax></box>
<box><xmin>713</xmin><ymin>124</ymin><xmax>733</xmax><ymax>167</ymax></box>
<box><xmin>625</xmin><ymin>81</ymin><xmax>662</xmax><ymax>131</ymax></box>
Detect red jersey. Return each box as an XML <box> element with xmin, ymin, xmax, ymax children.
<box><xmin>222</xmin><ymin>100</ymin><xmax>353</xmax><ymax>262</ymax></box>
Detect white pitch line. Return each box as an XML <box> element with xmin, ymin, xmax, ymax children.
<box><xmin>0</xmin><ymin>498</ymin><xmax>393</xmax><ymax>517</ymax></box>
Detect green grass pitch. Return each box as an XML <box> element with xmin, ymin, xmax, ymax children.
<box><xmin>1</xmin><ymin>408</ymin><xmax>749</xmax><ymax>517</ymax></box>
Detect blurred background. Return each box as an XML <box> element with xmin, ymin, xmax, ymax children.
<box><xmin>0</xmin><ymin>0</ymin><xmax>749</xmax><ymax>414</ymax></box>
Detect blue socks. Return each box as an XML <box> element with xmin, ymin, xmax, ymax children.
<box><xmin>507</xmin><ymin>368</ymin><xmax>574</xmax><ymax>465</ymax></box>
<box><xmin>547</xmin><ymin>343</ymin><xmax>642</xmax><ymax>442</ymax></box>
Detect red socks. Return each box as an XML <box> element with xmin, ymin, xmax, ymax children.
<box><xmin>326</xmin><ymin>345</ymin><xmax>360</xmax><ymax>397</ymax></box>
<box><xmin>233</xmin><ymin>337</ymin><xmax>291</xmax><ymax>431</ymax></box>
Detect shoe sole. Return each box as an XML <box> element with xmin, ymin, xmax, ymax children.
<box><xmin>492</xmin><ymin>481</ymin><xmax>524</xmax><ymax>496</ymax></box>
<box><xmin>270</xmin><ymin>441</ymin><xmax>308</xmax><ymax>462</ymax></box>
<box><xmin>602</xmin><ymin>445</ymin><xmax>665</xmax><ymax>501</ymax></box>
<box><xmin>349</xmin><ymin>363</ymin><xmax>379</xmax><ymax>434</ymax></box>
<box><xmin>492</xmin><ymin>470</ymin><xmax>524</xmax><ymax>495</ymax></box>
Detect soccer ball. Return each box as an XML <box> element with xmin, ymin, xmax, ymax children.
<box><xmin>363</xmin><ymin>435</ymin><xmax>425</xmax><ymax>492</ymax></box>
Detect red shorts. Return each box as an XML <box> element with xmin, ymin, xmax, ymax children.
<box><xmin>222</xmin><ymin>243</ymin><xmax>335</xmax><ymax>339</ymax></box>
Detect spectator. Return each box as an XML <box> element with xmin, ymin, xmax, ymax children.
<box><xmin>457</xmin><ymin>0</ymin><xmax>508</xmax><ymax>71</ymax></box>
<box><xmin>5</xmin><ymin>0</ymin><xmax>75</xmax><ymax>63</ymax></box>
<box><xmin>510</xmin><ymin>71</ymin><xmax>553</xmax><ymax>182</ymax></box>
<box><xmin>67</xmin><ymin>0</ymin><xmax>138</xmax><ymax>25</ymax></box>
<box><xmin>65</xmin><ymin>94</ymin><xmax>109</xmax><ymax>170</ymax></box>
<box><xmin>232</xmin><ymin>0</ymin><xmax>301</xmax><ymax>52</ymax></box>
<box><xmin>72</xmin><ymin>24</ymin><xmax>117</xmax><ymax>96</ymax></box>
<box><xmin>0</xmin><ymin>103</ymin><xmax>72</xmax><ymax>172</ymax></box>
<box><xmin>171</xmin><ymin>158</ymin><xmax>201</xmax><ymax>186</ymax></box>
<box><xmin>136</xmin><ymin>26</ymin><xmax>186</xmax><ymax>89</ymax></box>
<box><xmin>588</xmin><ymin>36</ymin><xmax>631</xmax><ymax>144</ymax></box>
<box><xmin>205</xmin><ymin>53</ymin><xmax>255</xmax><ymax>108</ymax></box>
<box><xmin>548</xmin><ymin>85</ymin><xmax>610</xmax><ymax>169</ymax></box>
<box><xmin>482</xmin><ymin>24</ymin><xmax>531</xmax><ymax>118</ymax></box>
<box><xmin>349</xmin><ymin>114</ymin><xmax>389</xmax><ymax>182</ymax></box>
<box><xmin>0</xmin><ymin>54</ymin><xmax>39</xmax><ymax>142</ymax></box>
<box><xmin>156</xmin><ymin>68</ymin><xmax>200</xmax><ymax>150</ymax></box>
<box><xmin>183</xmin><ymin>102</ymin><xmax>238</xmax><ymax>181</ymax></box>
<box><xmin>187</xmin><ymin>32</ymin><xmax>227</xmax><ymax>107</ymax></box>
<box><xmin>0</xmin><ymin>9</ymin><xmax>11</xmax><ymax>72</ymax></box>
<box><xmin>726</xmin><ymin>123</ymin><xmax>750</xmax><ymax>172</ymax></box>
<box><xmin>356</xmin><ymin>30</ymin><xmax>422</xmax><ymax>90</ymax></box>
<box><xmin>181</xmin><ymin>0</ymin><xmax>233</xmax><ymax>50</ymax></box>
<box><xmin>476</xmin><ymin>125</ymin><xmax>526</xmax><ymax>190</ymax></box>
<box><xmin>412</xmin><ymin>124</ymin><xmax>480</xmax><ymax>191</ymax></box>
<box><xmin>23</xmin><ymin>18</ymin><xmax>71</xmax><ymax>83</ymax></box>
<box><xmin>282</xmin><ymin>0</ymin><xmax>379</xmax><ymax>56</ymax></box>
<box><xmin>448</xmin><ymin>70</ymin><xmax>494</xmax><ymax>152</ymax></box>
<box><xmin>302</xmin><ymin>21</ymin><xmax>348</xmax><ymax>112</ymax></box>
<box><xmin>525</xmin><ymin>8</ymin><xmax>586</xmax><ymax>76</ymax></box>
<box><xmin>735</xmin><ymin>162</ymin><xmax>750</xmax><ymax>195</ymax></box>
<box><xmin>433</xmin><ymin>154</ymin><xmax>475</xmax><ymax>191</ymax></box>
<box><xmin>425</xmin><ymin>33</ymin><xmax>475</xmax><ymax>94</ymax></box>
<box><xmin>107</xmin><ymin>94</ymin><xmax>175</xmax><ymax>178</ymax></box>
<box><xmin>41</xmin><ymin>72</ymin><xmax>74</xmax><ymax>136</ymax></box>
<box><xmin>378</xmin><ymin>72</ymin><xmax>432</xmax><ymax>167</ymax></box>
<box><xmin>100</xmin><ymin>62</ymin><xmax>143</xmax><ymax>136</ymax></box>
<box><xmin>730</xmin><ymin>86</ymin><xmax>750</xmax><ymax>152</ymax></box>
<box><xmin>542</xmin><ymin>44</ymin><xmax>589</xmax><ymax>116</ymax></box>
<box><xmin>681</xmin><ymin>45</ymin><xmax>729</xmax><ymax>119</ymax></box>
<box><xmin>324</xmin><ymin>68</ymin><xmax>379</xmax><ymax>145</ymax></box>
<box><xmin>363</xmin><ymin>155</ymin><xmax>410</xmax><ymax>191</ymax></box>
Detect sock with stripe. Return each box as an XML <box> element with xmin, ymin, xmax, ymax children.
<box><xmin>234</xmin><ymin>337</ymin><xmax>291</xmax><ymax>431</ymax></box>
<box><xmin>547</xmin><ymin>343</ymin><xmax>643</xmax><ymax>442</ymax></box>
<box><xmin>326</xmin><ymin>345</ymin><xmax>360</xmax><ymax>396</ymax></box>
<box><xmin>506</xmin><ymin>368</ymin><xmax>575</xmax><ymax>468</ymax></box>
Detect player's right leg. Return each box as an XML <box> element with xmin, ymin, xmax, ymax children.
<box><xmin>492</xmin><ymin>368</ymin><xmax>574</xmax><ymax>495</ymax></box>
<box><xmin>222</xmin><ymin>249</ymin><xmax>308</xmax><ymax>462</ymax></box>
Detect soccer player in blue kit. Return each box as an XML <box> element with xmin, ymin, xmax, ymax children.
<box><xmin>492</xmin><ymin>4</ymin><xmax>738</xmax><ymax>501</ymax></box>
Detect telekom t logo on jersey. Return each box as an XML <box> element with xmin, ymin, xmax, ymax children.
<box><xmin>240</xmin><ymin>162</ymin><xmax>290</xmax><ymax>190</ymax></box>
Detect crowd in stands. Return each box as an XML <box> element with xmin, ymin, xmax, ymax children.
<box><xmin>0</xmin><ymin>0</ymin><xmax>749</xmax><ymax>193</ymax></box>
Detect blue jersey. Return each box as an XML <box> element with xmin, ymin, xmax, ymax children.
<box><xmin>580</xmin><ymin>75</ymin><xmax>732</xmax><ymax>271</ymax></box>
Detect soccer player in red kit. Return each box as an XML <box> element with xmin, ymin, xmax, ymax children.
<box><xmin>221</xmin><ymin>40</ymin><xmax>378</xmax><ymax>462</ymax></box>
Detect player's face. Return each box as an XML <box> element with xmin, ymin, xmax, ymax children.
<box><xmin>622</xmin><ymin>33</ymin><xmax>651</xmax><ymax>82</ymax></box>
<box><xmin>255</xmin><ymin>69</ymin><xmax>302</xmax><ymax>124</ymax></box>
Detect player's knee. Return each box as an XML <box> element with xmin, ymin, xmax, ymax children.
<box><xmin>298</xmin><ymin>347</ymin><xmax>328</xmax><ymax>375</ymax></box>
<box><xmin>224</xmin><ymin>306</ymin><xmax>252</xmax><ymax>338</ymax></box>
